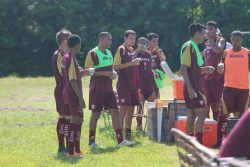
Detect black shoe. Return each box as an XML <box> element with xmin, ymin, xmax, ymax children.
<box><xmin>58</xmin><ymin>145</ymin><xmax>66</xmax><ymax>152</ymax></box>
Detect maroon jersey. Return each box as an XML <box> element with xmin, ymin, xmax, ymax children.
<box><xmin>204</xmin><ymin>37</ymin><xmax>225</xmax><ymax>80</ymax></box>
<box><xmin>89</xmin><ymin>51</ymin><xmax>113</xmax><ymax>92</ymax></box>
<box><xmin>151</xmin><ymin>50</ymin><xmax>162</xmax><ymax>71</ymax></box>
<box><xmin>117</xmin><ymin>45</ymin><xmax>140</xmax><ymax>89</ymax></box>
<box><xmin>62</xmin><ymin>52</ymin><xmax>83</xmax><ymax>114</ymax></box>
<box><xmin>137</xmin><ymin>51</ymin><xmax>154</xmax><ymax>91</ymax></box>
<box><xmin>51</xmin><ymin>49</ymin><xmax>64</xmax><ymax>91</ymax></box>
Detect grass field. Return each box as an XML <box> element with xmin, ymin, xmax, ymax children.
<box><xmin>0</xmin><ymin>77</ymin><xmax>180</xmax><ymax>167</ymax></box>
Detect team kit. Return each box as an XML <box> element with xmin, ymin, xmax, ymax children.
<box><xmin>52</xmin><ymin>21</ymin><xmax>250</xmax><ymax>158</ymax></box>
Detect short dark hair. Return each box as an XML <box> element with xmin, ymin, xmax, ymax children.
<box><xmin>67</xmin><ymin>34</ymin><xmax>81</xmax><ymax>48</ymax></box>
<box><xmin>189</xmin><ymin>23</ymin><xmax>205</xmax><ymax>37</ymax></box>
<box><xmin>147</xmin><ymin>33</ymin><xmax>159</xmax><ymax>41</ymax></box>
<box><xmin>206</xmin><ymin>21</ymin><xmax>218</xmax><ymax>29</ymax></box>
<box><xmin>231</xmin><ymin>30</ymin><xmax>242</xmax><ymax>37</ymax></box>
<box><xmin>56</xmin><ymin>29</ymin><xmax>71</xmax><ymax>45</ymax></box>
<box><xmin>138</xmin><ymin>37</ymin><xmax>148</xmax><ymax>43</ymax></box>
<box><xmin>99</xmin><ymin>32</ymin><xmax>111</xmax><ymax>39</ymax></box>
<box><xmin>124</xmin><ymin>30</ymin><xmax>136</xmax><ymax>37</ymax></box>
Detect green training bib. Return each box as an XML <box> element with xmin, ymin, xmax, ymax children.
<box><xmin>93</xmin><ymin>47</ymin><xmax>113</xmax><ymax>69</ymax></box>
<box><xmin>180</xmin><ymin>40</ymin><xmax>204</xmax><ymax>67</ymax></box>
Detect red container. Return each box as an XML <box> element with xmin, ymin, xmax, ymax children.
<box><xmin>172</xmin><ymin>79</ymin><xmax>184</xmax><ymax>100</ymax></box>
<box><xmin>175</xmin><ymin>117</ymin><xmax>217</xmax><ymax>148</ymax></box>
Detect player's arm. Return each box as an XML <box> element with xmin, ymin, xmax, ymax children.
<box><xmin>69</xmin><ymin>59</ymin><xmax>85</xmax><ymax>109</ymax></box>
<box><xmin>155</xmin><ymin>46</ymin><xmax>166</xmax><ymax>62</ymax></box>
<box><xmin>208</xmin><ymin>38</ymin><xmax>226</xmax><ymax>54</ymax></box>
<box><xmin>217</xmin><ymin>51</ymin><xmax>225</xmax><ymax>74</ymax></box>
<box><xmin>57</xmin><ymin>53</ymin><xmax>63</xmax><ymax>76</ymax></box>
<box><xmin>180</xmin><ymin>45</ymin><xmax>196</xmax><ymax>99</ymax></box>
<box><xmin>113</xmin><ymin>48</ymin><xmax>140</xmax><ymax>70</ymax></box>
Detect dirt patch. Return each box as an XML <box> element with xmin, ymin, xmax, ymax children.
<box><xmin>0</xmin><ymin>106</ymin><xmax>53</xmax><ymax>112</ymax></box>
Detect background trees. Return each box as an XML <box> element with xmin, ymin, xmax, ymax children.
<box><xmin>0</xmin><ymin>0</ymin><xmax>249</xmax><ymax>76</ymax></box>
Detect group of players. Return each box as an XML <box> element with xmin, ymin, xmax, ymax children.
<box><xmin>52</xmin><ymin>29</ymin><xmax>166</xmax><ymax>158</ymax></box>
<box><xmin>180</xmin><ymin>21</ymin><xmax>250</xmax><ymax>149</ymax></box>
<box><xmin>52</xmin><ymin>20</ymin><xmax>250</xmax><ymax>158</ymax></box>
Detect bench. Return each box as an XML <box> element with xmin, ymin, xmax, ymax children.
<box><xmin>171</xmin><ymin>128</ymin><xmax>250</xmax><ymax>167</ymax></box>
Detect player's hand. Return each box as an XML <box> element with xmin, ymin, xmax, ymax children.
<box><xmin>205</xmin><ymin>66</ymin><xmax>215</xmax><ymax>74</ymax></box>
<box><xmin>154</xmin><ymin>72</ymin><xmax>160</xmax><ymax>78</ymax></box>
<box><xmin>217</xmin><ymin>63</ymin><xmax>224</xmax><ymax>74</ymax></box>
<box><xmin>188</xmin><ymin>87</ymin><xmax>197</xmax><ymax>99</ymax></box>
<box><xmin>79</xmin><ymin>98</ymin><xmax>86</xmax><ymax>109</ymax></box>
<box><xmin>130</xmin><ymin>58</ymin><xmax>140</xmax><ymax>66</ymax></box>
<box><xmin>110</xmin><ymin>70</ymin><xmax>118</xmax><ymax>80</ymax></box>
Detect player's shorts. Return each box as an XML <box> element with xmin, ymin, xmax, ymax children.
<box><xmin>183</xmin><ymin>89</ymin><xmax>206</xmax><ymax>110</ymax></box>
<box><xmin>221</xmin><ymin>87</ymin><xmax>249</xmax><ymax>115</ymax></box>
<box><xmin>140</xmin><ymin>88</ymin><xmax>154</xmax><ymax>100</ymax></box>
<box><xmin>204</xmin><ymin>78</ymin><xmax>224</xmax><ymax>105</ymax></box>
<box><xmin>89</xmin><ymin>90</ymin><xmax>118</xmax><ymax>112</ymax></box>
<box><xmin>54</xmin><ymin>88</ymin><xmax>70</xmax><ymax>116</ymax></box>
<box><xmin>117</xmin><ymin>82</ymin><xmax>140</xmax><ymax>106</ymax></box>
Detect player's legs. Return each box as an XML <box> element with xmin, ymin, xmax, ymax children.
<box><xmin>194</xmin><ymin>107</ymin><xmax>207</xmax><ymax>144</ymax></box>
<box><xmin>56</xmin><ymin>114</ymin><xmax>66</xmax><ymax>152</ymax></box>
<box><xmin>89</xmin><ymin>112</ymin><xmax>101</xmax><ymax>145</ymax></box>
<box><xmin>109</xmin><ymin>109</ymin><xmax>124</xmax><ymax>144</ymax></box>
<box><xmin>137</xmin><ymin>90</ymin><xmax>146</xmax><ymax>130</ymax></box>
<box><xmin>67</xmin><ymin>112</ymin><xmax>83</xmax><ymax>157</ymax></box>
<box><xmin>88</xmin><ymin>90</ymin><xmax>103</xmax><ymax>146</ymax></box>
<box><xmin>216</xmin><ymin>87</ymin><xmax>235</xmax><ymax>147</ymax></box>
<box><xmin>124</xmin><ymin>106</ymin><xmax>135</xmax><ymax>140</ymax></box>
<box><xmin>236</xmin><ymin>89</ymin><xmax>249</xmax><ymax>117</ymax></box>
<box><xmin>186</xmin><ymin>109</ymin><xmax>196</xmax><ymax>136</ymax></box>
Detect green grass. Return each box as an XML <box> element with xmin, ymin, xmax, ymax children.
<box><xmin>0</xmin><ymin>77</ymin><xmax>179</xmax><ymax>167</ymax></box>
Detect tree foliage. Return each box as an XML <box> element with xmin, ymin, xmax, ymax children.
<box><xmin>0</xmin><ymin>0</ymin><xmax>249</xmax><ymax>76</ymax></box>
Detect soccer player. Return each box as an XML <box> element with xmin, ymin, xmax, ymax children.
<box><xmin>216</xmin><ymin>31</ymin><xmax>250</xmax><ymax>148</ymax></box>
<box><xmin>203</xmin><ymin>21</ymin><xmax>226</xmax><ymax>120</ymax></box>
<box><xmin>180</xmin><ymin>23</ymin><xmax>213</xmax><ymax>144</ymax></box>
<box><xmin>136</xmin><ymin>37</ymin><xmax>157</xmax><ymax>130</ymax></box>
<box><xmin>113</xmin><ymin>30</ymin><xmax>141</xmax><ymax>141</ymax></box>
<box><xmin>62</xmin><ymin>34</ymin><xmax>85</xmax><ymax>157</ymax></box>
<box><xmin>51</xmin><ymin>29</ymin><xmax>71</xmax><ymax>152</ymax></box>
<box><xmin>147</xmin><ymin>33</ymin><xmax>166</xmax><ymax>98</ymax></box>
<box><xmin>85</xmin><ymin>32</ymin><xmax>134</xmax><ymax>148</ymax></box>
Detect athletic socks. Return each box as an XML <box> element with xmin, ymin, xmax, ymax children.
<box><xmin>56</xmin><ymin>118</ymin><xmax>66</xmax><ymax>151</ymax></box>
<box><xmin>64</xmin><ymin>119</ymin><xmax>70</xmax><ymax>152</ymax></box>
<box><xmin>216</xmin><ymin>115</ymin><xmax>227</xmax><ymax>146</ymax></box>
<box><xmin>75</xmin><ymin>124</ymin><xmax>82</xmax><ymax>153</ymax></box>
<box><xmin>125</xmin><ymin>128</ymin><xmax>131</xmax><ymax>140</ymax></box>
<box><xmin>115</xmin><ymin>129</ymin><xmax>124</xmax><ymax>144</ymax></box>
<box><xmin>68</xmin><ymin>123</ymin><xmax>77</xmax><ymax>155</ymax></box>
<box><xmin>195</xmin><ymin>133</ymin><xmax>203</xmax><ymax>144</ymax></box>
<box><xmin>89</xmin><ymin>130</ymin><xmax>96</xmax><ymax>145</ymax></box>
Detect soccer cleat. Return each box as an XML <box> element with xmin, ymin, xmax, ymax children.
<box><xmin>66</xmin><ymin>152</ymin><xmax>77</xmax><ymax>158</ymax></box>
<box><xmin>89</xmin><ymin>142</ymin><xmax>103</xmax><ymax>149</ymax></box>
<box><xmin>58</xmin><ymin>145</ymin><xmax>66</xmax><ymax>153</ymax></box>
<box><xmin>119</xmin><ymin>140</ymin><xmax>135</xmax><ymax>147</ymax></box>
<box><xmin>74</xmin><ymin>151</ymin><xmax>84</xmax><ymax>158</ymax></box>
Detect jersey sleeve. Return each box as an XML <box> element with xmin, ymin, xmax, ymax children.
<box><xmin>84</xmin><ymin>51</ymin><xmax>94</xmax><ymax>68</ymax></box>
<box><xmin>181</xmin><ymin>45</ymin><xmax>191</xmax><ymax>67</ymax></box>
<box><xmin>68</xmin><ymin>58</ymin><xmax>77</xmax><ymax>81</ymax></box>
<box><xmin>113</xmin><ymin>48</ymin><xmax>122</xmax><ymax>65</ymax></box>
<box><xmin>57</xmin><ymin>52</ymin><xmax>63</xmax><ymax>76</ymax></box>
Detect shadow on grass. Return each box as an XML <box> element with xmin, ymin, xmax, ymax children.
<box><xmin>56</xmin><ymin>152</ymin><xmax>82</xmax><ymax>164</ymax></box>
